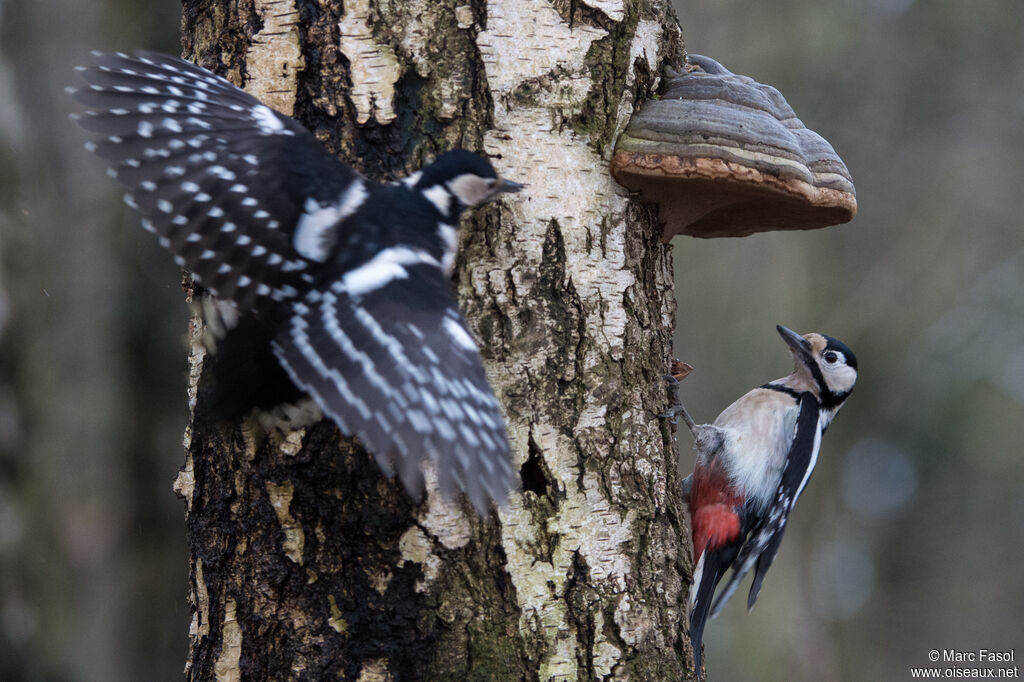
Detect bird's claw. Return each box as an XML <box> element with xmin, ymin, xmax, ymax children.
<box><xmin>659</xmin><ymin>371</ymin><xmax>698</xmax><ymax>434</ymax></box>
<box><xmin>659</xmin><ymin>374</ymin><xmax>682</xmax><ymax>423</ymax></box>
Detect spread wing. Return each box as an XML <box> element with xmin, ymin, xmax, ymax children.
<box><xmin>71</xmin><ymin>50</ymin><xmax>365</xmax><ymax>311</ymax></box>
<box><xmin>270</xmin><ymin>263</ymin><xmax>514</xmax><ymax>512</ymax></box>
<box><xmin>73</xmin><ymin>51</ymin><xmax>516</xmax><ymax>511</ymax></box>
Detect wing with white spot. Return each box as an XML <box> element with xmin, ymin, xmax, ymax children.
<box><xmin>71</xmin><ymin>51</ymin><xmax>365</xmax><ymax>310</ymax></box>
<box><xmin>270</xmin><ymin>263</ymin><xmax>514</xmax><ymax>511</ymax></box>
<box><xmin>709</xmin><ymin>392</ymin><xmax>822</xmax><ymax>616</ymax></box>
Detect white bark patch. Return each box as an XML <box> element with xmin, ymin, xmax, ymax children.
<box><xmin>482</xmin><ymin>125</ymin><xmax>637</xmax><ymax>371</ymax></box>
<box><xmin>174</xmin><ymin>449</ymin><xmax>196</xmax><ymax>512</ymax></box>
<box><xmin>368</xmin><ymin>567</ymin><xmax>392</xmax><ymax>595</ymax></box>
<box><xmin>397</xmin><ymin>461</ymin><xmax>473</xmax><ymax>592</ymax></box>
<box><xmin>338</xmin><ymin>0</ymin><xmax>403</xmax><ymax>125</ymax></box>
<box><xmin>189</xmin><ymin>558</ymin><xmax>210</xmax><ymax>638</ymax></box>
<box><xmin>385</xmin><ymin>0</ymin><xmax>467</xmax><ymax>119</ymax></box>
<box><xmin>186</xmin><ymin>310</ymin><xmax>207</xmax><ymax>414</ymax></box>
<box><xmin>265</xmin><ymin>480</ymin><xmax>305</xmax><ymax>564</ymax></box>
<box><xmin>591</xmin><ymin>607</ymin><xmax>623</xmax><ymax>678</ymax></box>
<box><xmin>476</xmin><ymin>0</ymin><xmax>670</xmax><ymax>675</ymax></box>
<box><xmin>398</xmin><ymin>526</ymin><xmax>442</xmax><ymax>592</ymax></box>
<box><xmin>576</xmin><ymin>402</ymin><xmax>608</xmax><ymax>430</ymax></box>
<box><xmin>500</xmin><ymin>426</ymin><xmax>636</xmax><ymax>679</ymax></box>
<box><xmin>581</xmin><ymin>0</ymin><xmax>625</xmax><ymax>22</ymax></box>
<box><xmin>214</xmin><ymin>598</ymin><xmax>242</xmax><ymax>682</ymax></box>
<box><xmin>356</xmin><ymin>659</ymin><xmax>391</xmax><ymax>682</ymax></box>
<box><xmin>478</xmin><ymin>3</ymin><xmax>606</xmax><ymax>113</ymax></box>
<box><xmin>327</xmin><ymin>595</ymin><xmax>348</xmax><ymax>633</ymax></box>
<box><xmin>180</xmin><ymin>310</ymin><xmax>208</xmax><ymax>528</ymax></box>
<box><xmin>454</xmin><ymin>5</ymin><xmax>474</xmax><ymax>28</ymax></box>
<box><xmin>610</xmin><ymin>19</ymin><xmax>664</xmax><ymax>156</ymax></box>
<box><xmin>245</xmin><ymin>0</ymin><xmax>304</xmax><ymax>116</ymax></box>
<box><xmin>418</xmin><ymin>462</ymin><xmax>472</xmax><ymax>549</ymax></box>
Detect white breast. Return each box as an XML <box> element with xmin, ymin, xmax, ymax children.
<box><xmin>713</xmin><ymin>388</ymin><xmax>801</xmax><ymax>512</ymax></box>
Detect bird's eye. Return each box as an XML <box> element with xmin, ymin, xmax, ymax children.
<box><xmin>824</xmin><ymin>351</ymin><xmax>839</xmax><ymax>364</ymax></box>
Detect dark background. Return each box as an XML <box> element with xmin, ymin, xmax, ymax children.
<box><xmin>0</xmin><ymin>0</ymin><xmax>1020</xmax><ymax>679</ymax></box>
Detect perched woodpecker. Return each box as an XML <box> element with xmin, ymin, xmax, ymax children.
<box><xmin>70</xmin><ymin>51</ymin><xmax>523</xmax><ymax>512</ymax></box>
<box><xmin>664</xmin><ymin>325</ymin><xmax>858</xmax><ymax>680</ymax></box>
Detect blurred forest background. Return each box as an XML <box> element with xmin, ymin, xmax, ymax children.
<box><xmin>0</xmin><ymin>0</ymin><xmax>1020</xmax><ymax>680</ymax></box>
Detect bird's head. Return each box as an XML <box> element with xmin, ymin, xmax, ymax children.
<box><xmin>777</xmin><ymin>324</ymin><xmax>858</xmax><ymax>401</ymax></box>
<box><xmin>411</xmin><ymin>150</ymin><xmax>523</xmax><ymax>219</ymax></box>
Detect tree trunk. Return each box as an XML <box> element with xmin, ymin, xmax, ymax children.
<box><xmin>176</xmin><ymin>0</ymin><xmax>692</xmax><ymax>679</ymax></box>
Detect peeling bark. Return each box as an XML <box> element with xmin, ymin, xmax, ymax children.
<box><xmin>337</xmin><ymin>0</ymin><xmax>403</xmax><ymax>124</ymax></box>
<box><xmin>179</xmin><ymin>0</ymin><xmax>693</xmax><ymax>679</ymax></box>
<box><xmin>245</xmin><ymin>0</ymin><xmax>304</xmax><ymax>116</ymax></box>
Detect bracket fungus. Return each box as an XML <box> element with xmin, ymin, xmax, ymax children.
<box><xmin>611</xmin><ymin>54</ymin><xmax>856</xmax><ymax>240</ymax></box>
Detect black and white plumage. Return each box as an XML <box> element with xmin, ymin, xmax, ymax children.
<box><xmin>70</xmin><ymin>51</ymin><xmax>523</xmax><ymax>512</ymax></box>
<box><xmin>664</xmin><ymin>325</ymin><xmax>857</xmax><ymax>680</ymax></box>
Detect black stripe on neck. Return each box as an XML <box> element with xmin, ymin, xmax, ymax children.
<box><xmin>806</xmin><ymin>362</ymin><xmax>830</xmax><ymax>399</ymax></box>
<box><xmin>761</xmin><ymin>383</ymin><xmax>802</xmax><ymax>400</ymax></box>
<box><xmin>820</xmin><ymin>387</ymin><xmax>852</xmax><ymax>410</ymax></box>
<box><xmin>802</xmin><ymin>360</ymin><xmax>854</xmax><ymax>410</ymax></box>
<box><xmin>765</xmin><ymin>382</ymin><xmax>851</xmax><ymax>410</ymax></box>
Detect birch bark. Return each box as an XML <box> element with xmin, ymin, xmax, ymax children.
<box><xmin>177</xmin><ymin>0</ymin><xmax>693</xmax><ymax>678</ymax></box>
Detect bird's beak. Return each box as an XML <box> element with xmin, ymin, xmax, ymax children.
<box><xmin>776</xmin><ymin>325</ymin><xmax>814</xmax><ymax>367</ymax></box>
<box><xmin>494</xmin><ymin>178</ymin><xmax>525</xmax><ymax>194</ymax></box>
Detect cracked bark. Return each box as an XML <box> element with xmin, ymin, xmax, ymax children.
<box><xmin>177</xmin><ymin>0</ymin><xmax>694</xmax><ymax>679</ymax></box>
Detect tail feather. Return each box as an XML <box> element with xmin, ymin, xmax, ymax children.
<box><xmin>746</xmin><ymin>530</ymin><xmax>785</xmax><ymax>611</ymax></box>
<box><xmin>689</xmin><ymin>551</ymin><xmax>714</xmax><ymax>682</ymax></box>
<box><xmin>689</xmin><ymin>545</ymin><xmax>737</xmax><ymax>681</ymax></box>
<box><xmin>710</xmin><ymin>511</ymin><xmax>789</xmax><ymax>618</ymax></box>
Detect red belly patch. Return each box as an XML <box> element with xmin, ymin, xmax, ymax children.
<box><xmin>690</xmin><ymin>460</ymin><xmax>744</xmax><ymax>559</ymax></box>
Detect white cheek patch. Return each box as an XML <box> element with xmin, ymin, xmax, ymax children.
<box><xmin>448</xmin><ymin>174</ymin><xmax>492</xmax><ymax>207</ymax></box>
<box><xmin>823</xmin><ymin>363</ymin><xmax>858</xmax><ymax>394</ymax></box>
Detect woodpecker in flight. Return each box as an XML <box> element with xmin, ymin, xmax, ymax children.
<box><xmin>70</xmin><ymin>51</ymin><xmax>523</xmax><ymax>512</ymax></box>
<box><xmin>663</xmin><ymin>325</ymin><xmax>858</xmax><ymax>680</ymax></box>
